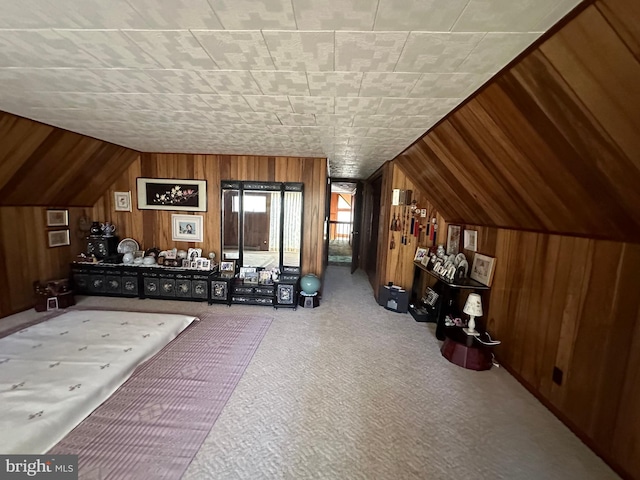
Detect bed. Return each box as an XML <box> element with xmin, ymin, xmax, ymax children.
<box><xmin>0</xmin><ymin>308</ymin><xmax>272</xmax><ymax>479</ymax></box>
<box><xmin>0</xmin><ymin>310</ymin><xmax>197</xmax><ymax>454</ymax></box>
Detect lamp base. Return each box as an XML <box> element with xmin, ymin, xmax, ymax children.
<box><xmin>463</xmin><ymin>327</ymin><xmax>480</xmax><ymax>336</ymax></box>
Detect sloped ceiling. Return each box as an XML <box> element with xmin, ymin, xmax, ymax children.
<box><xmin>0</xmin><ymin>0</ymin><xmax>582</xmax><ymax>179</ymax></box>
<box><xmin>0</xmin><ymin>111</ymin><xmax>139</xmax><ymax>206</ymax></box>
<box><xmin>396</xmin><ymin>0</ymin><xmax>640</xmax><ymax>243</ymax></box>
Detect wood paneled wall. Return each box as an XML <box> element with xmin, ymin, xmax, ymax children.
<box><xmin>92</xmin><ymin>153</ymin><xmax>327</xmax><ymax>278</ymax></box>
<box><xmin>397</xmin><ymin>0</ymin><xmax>640</xmax><ymax>244</ymax></box>
<box><xmin>0</xmin><ymin>111</ymin><xmax>139</xmax><ymax>207</ymax></box>
<box><xmin>0</xmin><ymin>206</ymin><xmax>89</xmax><ymax>317</ymax></box>
<box><xmin>381</xmin><ymin>1</ymin><xmax>640</xmax><ymax>477</ymax></box>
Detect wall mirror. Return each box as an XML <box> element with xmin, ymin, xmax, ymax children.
<box><xmin>221</xmin><ymin>181</ymin><xmax>303</xmax><ymax>273</ymax></box>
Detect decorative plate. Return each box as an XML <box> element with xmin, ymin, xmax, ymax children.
<box><xmin>117</xmin><ymin>238</ymin><xmax>140</xmax><ymax>254</ymax></box>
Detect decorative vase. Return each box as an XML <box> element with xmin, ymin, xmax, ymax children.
<box><xmin>101</xmin><ymin>222</ymin><xmax>116</xmax><ymax>237</ymax></box>
<box><xmin>300</xmin><ymin>274</ymin><xmax>321</xmax><ymax>295</ymax></box>
<box><xmin>89</xmin><ymin>221</ymin><xmax>102</xmax><ymax>236</ymax></box>
<box><xmin>122</xmin><ymin>252</ymin><xmax>134</xmax><ymax>264</ymax></box>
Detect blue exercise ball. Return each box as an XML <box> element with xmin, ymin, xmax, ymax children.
<box><xmin>300</xmin><ymin>274</ymin><xmax>321</xmax><ymax>294</ymax></box>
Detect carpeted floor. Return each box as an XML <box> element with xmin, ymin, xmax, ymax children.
<box><xmin>3</xmin><ymin>267</ymin><xmax>619</xmax><ymax>479</ymax></box>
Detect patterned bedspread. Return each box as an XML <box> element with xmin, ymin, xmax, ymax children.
<box><xmin>0</xmin><ymin>310</ymin><xmax>197</xmax><ymax>454</ymax></box>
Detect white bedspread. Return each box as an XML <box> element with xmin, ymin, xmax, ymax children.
<box><xmin>0</xmin><ymin>309</ymin><xmax>197</xmax><ymax>454</ymax></box>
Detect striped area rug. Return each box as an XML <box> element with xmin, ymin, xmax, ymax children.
<box><xmin>49</xmin><ymin>313</ymin><xmax>272</xmax><ymax>480</ymax></box>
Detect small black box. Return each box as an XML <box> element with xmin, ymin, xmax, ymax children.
<box><xmin>378</xmin><ymin>285</ymin><xmax>409</xmax><ymax>313</ymax></box>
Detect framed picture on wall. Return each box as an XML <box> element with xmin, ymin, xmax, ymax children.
<box><xmin>137</xmin><ymin>178</ymin><xmax>207</xmax><ymax>212</ymax></box>
<box><xmin>48</xmin><ymin>229</ymin><xmax>70</xmax><ymax>248</ymax></box>
<box><xmin>464</xmin><ymin>230</ymin><xmax>478</xmax><ymax>252</ymax></box>
<box><xmin>446</xmin><ymin>224</ymin><xmax>462</xmax><ymax>255</ymax></box>
<box><xmin>46</xmin><ymin>209</ymin><xmax>68</xmax><ymax>227</ymax></box>
<box><xmin>114</xmin><ymin>191</ymin><xmax>132</xmax><ymax>212</ymax></box>
<box><xmin>171</xmin><ymin>214</ymin><xmax>204</xmax><ymax>242</ymax></box>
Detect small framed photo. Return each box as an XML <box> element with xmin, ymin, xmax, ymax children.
<box><xmin>446</xmin><ymin>224</ymin><xmax>462</xmax><ymax>255</ymax></box>
<box><xmin>239</xmin><ymin>267</ymin><xmax>256</xmax><ymax>279</ymax></box>
<box><xmin>46</xmin><ymin>297</ymin><xmax>58</xmax><ymax>311</ymax></box>
<box><xmin>220</xmin><ymin>261</ymin><xmax>235</xmax><ymax>273</ymax></box>
<box><xmin>46</xmin><ymin>209</ymin><xmax>68</xmax><ymax>227</ymax></box>
<box><xmin>195</xmin><ymin>258</ymin><xmax>211</xmax><ymax>270</ymax></box>
<box><xmin>244</xmin><ymin>271</ymin><xmax>259</xmax><ymax>285</ymax></box>
<box><xmin>171</xmin><ymin>214</ymin><xmax>203</xmax><ymax>242</ymax></box>
<box><xmin>48</xmin><ymin>229</ymin><xmax>70</xmax><ymax>248</ymax></box>
<box><xmin>470</xmin><ymin>253</ymin><xmax>496</xmax><ymax>286</ymax></box>
<box><xmin>414</xmin><ymin>247</ymin><xmax>428</xmax><ymax>263</ymax></box>
<box><xmin>464</xmin><ymin>230</ymin><xmax>478</xmax><ymax>252</ymax></box>
<box><xmin>259</xmin><ymin>270</ymin><xmax>272</xmax><ymax>284</ymax></box>
<box><xmin>114</xmin><ymin>191</ymin><xmax>132</xmax><ymax>212</ymax></box>
<box><xmin>423</xmin><ymin>287</ymin><xmax>439</xmax><ymax>307</ymax></box>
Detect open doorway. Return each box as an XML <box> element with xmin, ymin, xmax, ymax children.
<box><xmin>327</xmin><ymin>180</ymin><xmax>361</xmax><ymax>269</ymax></box>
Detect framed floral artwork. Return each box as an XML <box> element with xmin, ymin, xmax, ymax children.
<box><xmin>46</xmin><ymin>209</ymin><xmax>68</xmax><ymax>227</ymax></box>
<box><xmin>137</xmin><ymin>178</ymin><xmax>207</xmax><ymax>211</ymax></box>
<box><xmin>114</xmin><ymin>191</ymin><xmax>132</xmax><ymax>212</ymax></box>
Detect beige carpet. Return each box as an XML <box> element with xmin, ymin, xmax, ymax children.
<box><xmin>3</xmin><ymin>267</ymin><xmax>618</xmax><ymax>479</ymax></box>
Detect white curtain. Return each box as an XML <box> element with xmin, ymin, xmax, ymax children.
<box><xmin>268</xmin><ymin>192</ymin><xmax>281</xmax><ymax>251</ymax></box>
<box><xmin>283</xmin><ymin>192</ymin><xmax>302</xmax><ymax>253</ymax></box>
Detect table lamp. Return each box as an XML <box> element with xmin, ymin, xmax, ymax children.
<box><xmin>463</xmin><ymin>293</ymin><xmax>483</xmax><ymax>336</ymax></box>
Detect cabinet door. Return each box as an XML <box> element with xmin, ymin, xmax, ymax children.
<box><xmin>210</xmin><ymin>280</ymin><xmax>228</xmax><ymax>301</ymax></box>
<box><xmin>88</xmin><ymin>274</ymin><xmax>105</xmax><ymax>294</ymax></box>
<box><xmin>192</xmin><ymin>280</ymin><xmax>207</xmax><ymax>299</ymax></box>
<box><xmin>144</xmin><ymin>277</ymin><xmax>160</xmax><ymax>296</ymax></box>
<box><xmin>73</xmin><ymin>273</ymin><xmax>90</xmax><ymax>294</ymax></box>
<box><xmin>159</xmin><ymin>279</ymin><xmax>175</xmax><ymax>297</ymax></box>
<box><xmin>105</xmin><ymin>275</ymin><xmax>122</xmax><ymax>294</ymax></box>
<box><xmin>122</xmin><ymin>276</ymin><xmax>138</xmax><ymax>296</ymax></box>
<box><xmin>175</xmin><ymin>279</ymin><xmax>191</xmax><ymax>298</ymax></box>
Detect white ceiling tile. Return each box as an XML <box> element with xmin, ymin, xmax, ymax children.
<box><xmin>377</xmin><ymin>97</ymin><xmax>460</xmax><ymax>116</ymax></box>
<box><xmin>277</xmin><ymin>113</ymin><xmax>317</xmax><ymax>126</ymax></box>
<box><xmin>374</xmin><ymin>0</ymin><xmax>469</xmax><ymax>31</ymax></box>
<box><xmin>250</xmin><ymin>71</ymin><xmax>310</xmax><ymax>95</ymax></box>
<box><xmin>307</xmin><ymin>72</ymin><xmax>363</xmax><ymax>97</ymax></box>
<box><xmin>0</xmin><ymin>30</ymin><xmax>106</xmax><ymax>68</ymax></box>
<box><xmin>301</xmin><ymin>126</ymin><xmax>334</xmax><ymax>136</ymax></box>
<box><xmin>243</xmin><ymin>95</ymin><xmax>293</xmax><ymax>113</ymax></box>
<box><xmin>359</xmin><ymin>73</ymin><xmax>421</xmax><ymax>97</ymax></box>
<box><xmin>334</xmin><ymin>97</ymin><xmax>382</xmax><ymax>115</ymax></box>
<box><xmin>334</xmin><ymin>127</ymin><xmax>370</xmax><ymax>137</ymax></box>
<box><xmin>289</xmin><ymin>96</ymin><xmax>334</xmax><ymax>114</ymax></box>
<box><xmin>409</xmin><ymin>73</ymin><xmax>486</xmax><ymax>98</ymax></box>
<box><xmin>199</xmin><ymin>70</ymin><xmax>263</xmax><ymax>95</ymax></box>
<box><xmin>457</xmin><ymin>33</ymin><xmax>541</xmax><ymax>74</ymax></box>
<box><xmin>55</xmin><ymin>30</ymin><xmax>161</xmax><ymax>69</ymax></box>
<box><xmin>395</xmin><ymin>32</ymin><xmax>485</xmax><ymax>73</ymax></box>
<box><xmin>391</xmin><ymin>115</ymin><xmax>440</xmax><ymax>129</ymax></box>
<box><xmin>156</xmin><ymin>94</ymin><xmax>213</xmax><ymax>111</ymax></box>
<box><xmin>125</xmin><ymin>0</ymin><xmax>223</xmax><ymax>29</ymax></box>
<box><xmin>352</xmin><ymin>115</ymin><xmax>395</xmax><ymax>127</ymax></box>
<box><xmin>335</xmin><ymin>32</ymin><xmax>408</xmax><ymax>72</ymax></box>
<box><xmin>238</xmin><ymin>112</ymin><xmax>282</xmax><ymax>125</ymax></box>
<box><xmin>123</xmin><ymin>30</ymin><xmax>217</xmax><ymax>69</ymax></box>
<box><xmin>142</xmin><ymin>69</ymin><xmax>214</xmax><ymax>94</ymax></box>
<box><xmin>199</xmin><ymin>94</ymin><xmax>253</xmax><ymax>112</ymax></box>
<box><xmin>208</xmin><ymin>0</ymin><xmax>296</xmax><ymax>29</ymax></box>
<box><xmin>0</xmin><ymin>0</ymin><xmax>149</xmax><ymax>29</ymax></box>
<box><xmin>191</xmin><ymin>31</ymin><xmax>274</xmax><ymax>70</ymax></box>
<box><xmin>293</xmin><ymin>0</ymin><xmax>377</xmax><ymax>30</ymax></box>
<box><xmin>453</xmin><ymin>0</ymin><xmax>562</xmax><ymax>32</ymax></box>
<box><xmin>263</xmin><ymin>31</ymin><xmax>334</xmax><ymax>71</ymax></box>
<box><xmin>201</xmin><ymin>111</ymin><xmax>246</xmax><ymax>124</ymax></box>
<box><xmin>315</xmin><ymin>115</ymin><xmax>354</xmax><ymax>127</ymax></box>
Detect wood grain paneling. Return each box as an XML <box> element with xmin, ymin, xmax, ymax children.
<box><xmin>0</xmin><ymin>111</ymin><xmax>139</xmax><ymax>207</ymax></box>
<box><xmin>0</xmin><ymin>206</ymin><xmax>89</xmax><ymax>317</ymax></box>
<box><xmin>396</xmin><ymin>2</ymin><xmax>640</xmax><ymax>243</ymax></box>
<box><xmin>91</xmin><ymin>153</ymin><xmax>327</xmax><ymax>279</ymax></box>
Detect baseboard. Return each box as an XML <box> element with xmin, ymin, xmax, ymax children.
<box><xmin>497</xmin><ymin>358</ymin><xmax>632</xmax><ymax>480</ymax></box>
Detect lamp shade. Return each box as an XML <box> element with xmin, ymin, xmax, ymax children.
<box><xmin>463</xmin><ymin>293</ymin><xmax>483</xmax><ymax>317</ymax></box>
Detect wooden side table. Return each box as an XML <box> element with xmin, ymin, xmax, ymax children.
<box><xmin>441</xmin><ymin>327</ymin><xmax>493</xmax><ymax>371</ymax></box>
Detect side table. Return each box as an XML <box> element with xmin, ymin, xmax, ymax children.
<box><xmin>441</xmin><ymin>327</ymin><xmax>493</xmax><ymax>371</ymax></box>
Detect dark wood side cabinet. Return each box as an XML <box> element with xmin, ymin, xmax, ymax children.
<box><xmin>410</xmin><ymin>261</ymin><xmax>490</xmax><ymax>340</ymax></box>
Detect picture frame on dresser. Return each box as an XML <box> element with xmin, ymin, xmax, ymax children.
<box><xmin>137</xmin><ymin>178</ymin><xmax>207</xmax><ymax>212</ymax></box>
<box><xmin>470</xmin><ymin>253</ymin><xmax>496</xmax><ymax>286</ymax></box>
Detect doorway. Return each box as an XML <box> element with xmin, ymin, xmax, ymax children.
<box><xmin>327</xmin><ymin>180</ymin><xmax>361</xmax><ymax>271</ymax></box>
